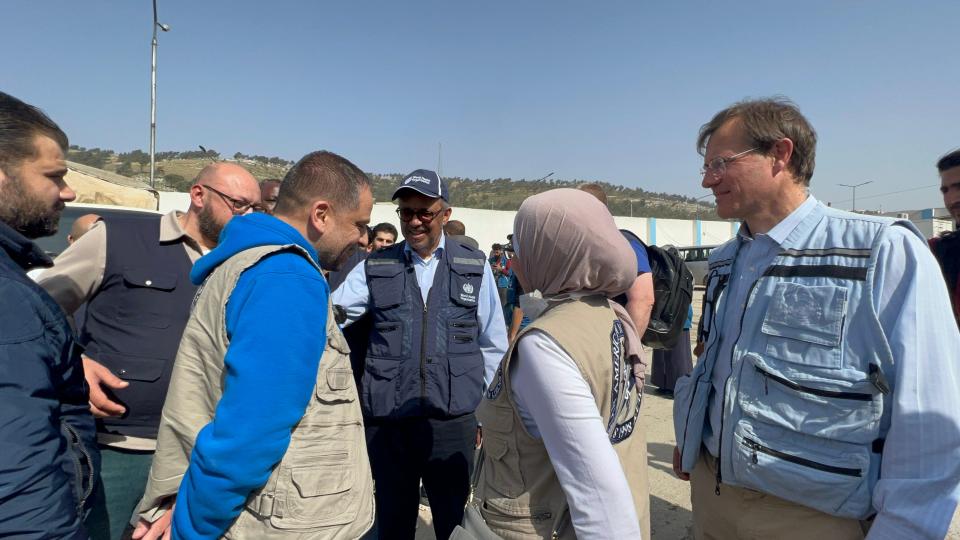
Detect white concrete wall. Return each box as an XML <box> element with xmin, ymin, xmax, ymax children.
<box><xmin>653</xmin><ymin>218</ymin><xmax>695</xmax><ymax>247</ymax></box>
<box><xmin>158</xmin><ymin>192</ymin><xmax>192</xmax><ymax>214</ymax></box>
<box><xmin>914</xmin><ymin>218</ymin><xmax>954</xmax><ymax>239</ymax></box>
<box><xmin>701</xmin><ymin>221</ymin><xmax>734</xmax><ymax>246</ymax></box>
<box><xmin>613</xmin><ymin>217</ymin><xmax>650</xmax><ymax>243</ymax></box>
<box><xmin>371</xmin><ymin>203</ymin><xmax>736</xmax><ymax>253</ymax></box>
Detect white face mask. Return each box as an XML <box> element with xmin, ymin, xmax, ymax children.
<box><xmin>518</xmin><ymin>290</ymin><xmax>548</xmax><ymax>321</ymax></box>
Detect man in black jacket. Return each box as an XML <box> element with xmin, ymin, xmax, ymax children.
<box><xmin>932</xmin><ymin>148</ymin><xmax>960</xmax><ymax>329</ymax></box>
<box><xmin>0</xmin><ymin>91</ymin><xmax>99</xmax><ymax>538</ymax></box>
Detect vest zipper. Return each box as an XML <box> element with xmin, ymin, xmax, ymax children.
<box><xmin>756</xmin><ymin>367</ymin><xmax>873</xmax><ymax>401</ymax></box>
<box><xmin>742</xmin><ymin>437</ymin><xmax>862</xmax><ymax>477</ymax></box>
<box><xmin>63</xmin><ymin>422</ymin><xmax>95</xmax><ymax>513</ymax></box>
<box><xmin>679</xmin><ymin>271</ymin><xmax>724</xmax><ymax>469</ymax></box>
<box><xmin>420</xmin><ymin>303</ymin><xmax>428</xmax><ymax>398</ymax></box>
<box><xmin>715</xmin><ymin>278</ymin><xmax>761</xmax><ymax>496</ymax></box>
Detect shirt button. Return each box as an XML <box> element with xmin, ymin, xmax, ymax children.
<box><xmin>145</xmin><ymin>280</ymin><xmax>153</xmax><ymax>286</ymax></box>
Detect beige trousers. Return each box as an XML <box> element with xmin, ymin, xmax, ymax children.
<box><xmin>690</xmin><ymin>450</ymin><xmax>868</xmax><ymax>540</ymax></box>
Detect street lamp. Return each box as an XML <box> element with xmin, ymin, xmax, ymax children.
<box><xmin>149</xmin><ymin>0</ymin><xmax>170</xmax><ymax>190</ymax></box>
<box><xmin>838</xmin><ymin>181</ymin><xmax>872</xmax><ymax>212</ymax></box>
<box><xmin>694</xmin><ymin>193</ymin><xmax>712</xmax><ymax>221</ymax></box>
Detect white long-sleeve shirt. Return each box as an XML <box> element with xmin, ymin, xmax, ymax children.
<box><xmin>512</xmin><ymin>331</ymin><xmax>641</xmax><ymax>539</ymax></box>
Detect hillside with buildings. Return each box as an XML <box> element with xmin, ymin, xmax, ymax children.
<box><xmin>67</xmin><ymin>146</ymin><xmax>717</xmax><ymax>219</ymax></box>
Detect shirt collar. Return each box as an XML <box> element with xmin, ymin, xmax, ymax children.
<box><xmin>159</xmin><ymin>210</ymin><xmax>190</xmax><ymax>243</ymax></box>
<box><xmin>403</xmin><ymin>233</ymin><xmax>446</xmax><ymax>263</ymax></box>
<box><xmin>738</xmin><ymin>195</ymin><xmax>818</xmax><ymax>246</ymax></box>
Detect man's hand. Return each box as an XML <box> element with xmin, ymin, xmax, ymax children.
<box><xmin>83</xmin><ymin>356</ymin><xmax>128</xmax><ymax>417</ymax></box>
<box><xmin>132</xmin><ymin>503</ymin><xmax>175</xmax><ymax>540</ymax></box>
<box><xmin>673</xmin><ymin>446</ymin><xmax>690</xmax><ymax>481</ymax></box>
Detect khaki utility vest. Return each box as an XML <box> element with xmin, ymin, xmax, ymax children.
<box><xmin>475</xmin><ymin>296</ymin><xmax>650</xmax><ymax>539</ymax></box>
<box><xmin>137</xmin><ymin>244</ymin><xmax>374</xmax><ymax>539</ymax></box>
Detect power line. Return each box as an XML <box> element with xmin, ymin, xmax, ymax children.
<box><xmin>831</xmin><ymin>183</ymin><xmax>939</xmax><ymax>205</ymax></box>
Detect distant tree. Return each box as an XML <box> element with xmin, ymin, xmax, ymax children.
<box><xmin>164</xmin><ymin>174</ymin><xmax>190</xmax><ymax>192</ymax></box>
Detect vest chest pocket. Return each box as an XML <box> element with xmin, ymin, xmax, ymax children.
<box><xmin>449</xmin><ymin>267</ymin><xmax>483</xmax><ymax>308</ymax></box>
<box><xmin>483</xmin><ymin>436</ymin><xmax>525</xmax><ymax>499</ymax></box>
<box><xmin>118</xmin><ymin>268</ymin><xmax>179</xmax><ymax>328</ymax></box>
<box><xmin>369</xmin><ymin>321</ymin><xmax>403</xmax><ymax>358</ymax></box>
<box><xmin>367</xmin><ymin>262</ymin><xmax>404</xmax><ymax>308</ymax></box>
<box><xmin>761</xmin><ymin>282</ymin><xmax>847</xmax><ymax>369</ymax></box>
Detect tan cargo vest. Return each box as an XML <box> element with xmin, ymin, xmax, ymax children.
<box><xmin>475</xmin><ymin>296</ymin><xmax>650</xmax><ymax>539</ymax></box>
<box><xmin>136</xmin><ymin>244</ymin><xmax>374</xmax><ymax>539</ymax></box>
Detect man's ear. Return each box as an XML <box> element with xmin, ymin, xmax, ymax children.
<box><xmin>189</xmin><ymin>184</ymin><xmax>205</xmax><ymax>208</ymax></box>
<box><xmin>440</xmin><ymin>206</ymin><xmax>452</xmax><ymax>227</ymax></box>
<box><xmin>771</xmin><ymin>138</ymin><xmax>795</xmax><ymax>177</ymax></box>
<box><xmin>310</xmin><ymin>199</ymin><xmax>332</xmax><ymax>234</ymax></box>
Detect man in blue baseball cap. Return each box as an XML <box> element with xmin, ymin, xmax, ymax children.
<box><xmin>333</xmin><ymin>169</ymin><xmax>507</xmax><ymax>540</ymax></box>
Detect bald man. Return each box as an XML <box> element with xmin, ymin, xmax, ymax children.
<box><xmin>68</xmin><ymin>213</ymin><xmax>101</xmax><ymax>244</ymax></box>
<box><xmin>39</xmin><ymin>162</ymin><xmax>260</xmax><ymax>540</ymax></box>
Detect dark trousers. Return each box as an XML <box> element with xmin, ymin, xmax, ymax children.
<box><xmin>84</xmin><ymin>445</ymin><xmax>153</xmax><ymax>540</ymax></box>
<box><xmin>365</xmin><ymin>414</ymin><xmax>477</xmax><ymax>540</ymax></box>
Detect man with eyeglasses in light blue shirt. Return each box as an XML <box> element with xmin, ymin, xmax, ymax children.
<box><xmin>333</xmin><ymin>169</ymin><xmax>507</xmax><ymax>540</ymax></box>
<box><xmin>672</xmin><ymin>97</ymin><xmax>960</xmax><ymax>540</ymax></box>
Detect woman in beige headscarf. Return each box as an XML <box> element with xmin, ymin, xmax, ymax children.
<box><xmin>474</xmin><ymin>188</ymin><xmax>649</xmax><ymax>539</ymax></box>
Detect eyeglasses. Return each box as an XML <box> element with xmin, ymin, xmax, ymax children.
<box><xmin>700</xmin><ymin>147</ymin><xmax>759</xmax><ymax>180</ymax></box>
<box><xmin>396</xmin><ymin>206</ymin><xmax>443</xmax><ymax>223</ymax></box>
<box><xmin>201</xmin><ymin>184</ymin><xmax>257</xmax><ymax>215</ymax></box>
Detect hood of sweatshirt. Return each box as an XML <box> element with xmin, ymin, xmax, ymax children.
<box><xmin>190</xmin><ymin>212</ymin><xmax>319</xmax><ymax>285</ymax></box>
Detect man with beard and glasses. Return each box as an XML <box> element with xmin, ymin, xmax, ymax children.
<box><xmin>931</xmin><ymin>148</ymin><xmax>960</xmax><ymax>329</ymax></box>
<box><xmin>0</xmin><ymin>91</ymin><xmax>98</xmax><ymax>538</ymax></box>
<box><xmin>132</xmin><ymin>151</ymin><xmax>375</xmax><ymax>540</ymax></box>
<box><xmin>38</xmin><ymin>161</ymin><xmax>259</xmax><ymax>540</ymax></box>
<box><xmin>333</xmin><ymin>169</ymin><xmax>507</xmax><ymax>540</ymax></box>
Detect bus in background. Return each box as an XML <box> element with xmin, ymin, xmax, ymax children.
<box><xmin>676</xmin><ymin>245</ymin><xmax>718</xmax><ymax>286</ymax></box>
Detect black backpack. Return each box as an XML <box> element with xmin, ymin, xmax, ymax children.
<box><xmin>618</xmin><ymin>229</ymin><xmax>693</xmax><ymax>350</ymax></box>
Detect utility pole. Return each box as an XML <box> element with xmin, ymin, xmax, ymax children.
<box><xmin>149</xmin><ymin>0</ymin><xmax>170</xmax><ymax>189</ymax></box>
<box><xmin>838</xmin><ymin>180</ymin><xmax>872</xmax><ymax>212</ymax></box>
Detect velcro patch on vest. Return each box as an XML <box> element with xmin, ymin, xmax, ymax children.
<box><xmin>452</xmin><ymin>257</ymin><xmax>485</xmax><ymax>267</ymax></box>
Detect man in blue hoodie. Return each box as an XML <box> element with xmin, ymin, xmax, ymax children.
<box><xmin>133</xmin><ymin>151</ymin><xmax>376</xmax><ymax>539</ymax></box>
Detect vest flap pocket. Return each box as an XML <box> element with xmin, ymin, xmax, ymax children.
<box><xmin>96</xmin><ymin>352</ymin><xmax>165</xmax><ymax>382</ymax></box>
<box><xmin>121</xmin><ymin>268</ymin><xmax>178</xmax><ymax>291</ymax></box>
<box><xmin>732</xmin><ymin>419</ymin><xmax>872</xmax><ymax>519</ymax></box>
<box><xmin>367</xmin><ymin>261</ymin><xmax>404</xmax><ymax>308</ymax></box>
<box><xmin>761</xmin><ymin>283</ymin><xmax>847</xmax><ymax>369</ymax></box>
<box><xmin>291</xmin><ymin>463</ymin><xmax>352</xmax><ymax>497</ymax></box>
<box><xmin>482</xmin><ymin>435</ymin><xmax>524</xmax><ymax>498</ymax></box>
<box><xmin>761</xmin><ymin>282</ymin><xmax>846</xmax><ymax>347</ymax></box>
<box><xmin>449</xmin><ymin>268</ymin><xmax>482</xmax><ymax>307</ymax></box>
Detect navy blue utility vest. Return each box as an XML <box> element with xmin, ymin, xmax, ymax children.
<box><xmin>362</xmin><ymin>239</ymin><xmax>486</xmax><ymax>419</ymax></box>
<box><xmin>81</xmin><ymin>215</ymin><xmax>197</xmax><ymax>439</ymax></box>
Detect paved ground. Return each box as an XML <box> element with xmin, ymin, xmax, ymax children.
<box><xmin>412</xmin><ymin>288</ymin><xmax>960</xmax><ymax>539</ymax></box>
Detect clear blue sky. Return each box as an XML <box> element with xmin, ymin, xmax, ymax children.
<box><xmin>4</xmin><ymin>0</ymin><xmax>957</xmax><ymax>211</ymax></box>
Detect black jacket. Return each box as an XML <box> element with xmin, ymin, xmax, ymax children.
<box><xmin>0</xmin><ymin>220</ymin><xmax>99</xmax><ymax>539</ymax></box>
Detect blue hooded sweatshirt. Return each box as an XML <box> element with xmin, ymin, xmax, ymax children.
<box><xmin>172</xmin><ymin>213</ymin><xmax>329</xmax><ymax>539</ymax></box>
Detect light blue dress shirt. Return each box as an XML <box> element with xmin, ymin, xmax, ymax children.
<box><xmin>332</xmin><ymin>234</ymin><xmax>508</xmax><ymax>387</ymax></box>
<box><xmin>702</xmin><ymin>195</ymin><xmax>960</xmax><ymax>538</ymax></box>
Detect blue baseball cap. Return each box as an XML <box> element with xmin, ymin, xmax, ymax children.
<box><xmin>392</xmin><ymin>169</ymin><xmax>449</xmax><ymax>202</ymax></box>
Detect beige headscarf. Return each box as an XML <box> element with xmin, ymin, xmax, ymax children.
<box><xmin>512</xmin><ymin>188</ymin><xmax>646</xmax><ymax>387</ymax></box>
